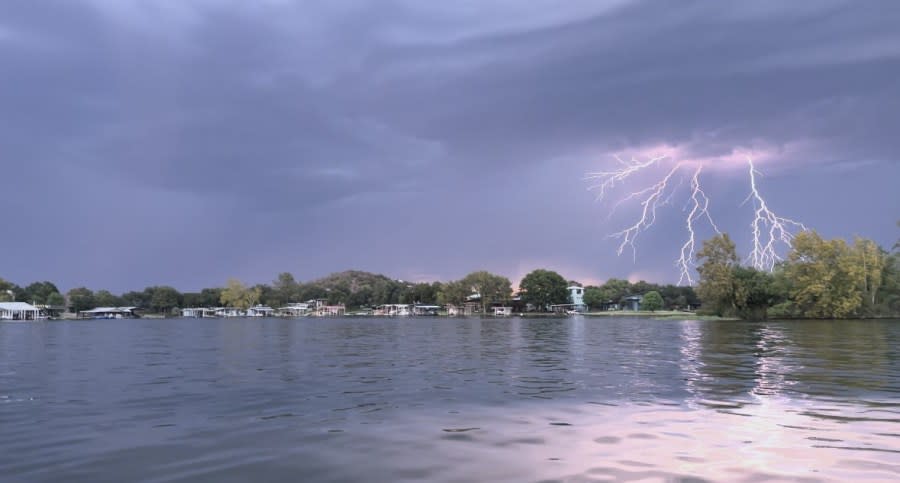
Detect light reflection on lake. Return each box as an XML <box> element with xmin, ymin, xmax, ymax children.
<box><xmin>0</xmin><ymin>317</ymin><xmax>898</xmax><ymax>482</ymax></box>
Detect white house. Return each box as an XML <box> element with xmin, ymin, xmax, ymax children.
<box><xmin>182</xmin><ymin>308</ymin><xmax>217</xmax><ymax>318</ymax></box>
<box><xmin>246</xmin><ymin>305</ymin><xmax>275</xmax><ymax>317</ymax></box>
<box><xmin>214</xmin><ymin>307</ymin><xmax>244</xmax><ymax>317</ymax></box>
<box><xmin>278</xmin><ymin>303</ymin><xmax>312</xmax><ymax>317</ymax></box>
<box><xmin>0</xmin><ymin>302</ymin><xmax>42</xmax><ymax>320</ymax></box>
<box><xmin>316</xmin><ymin>304</ymin><xmax>346</xmax><ymax>317</ymax></box>
<box><xmin>79</xmin><ymin>307</ymin><xmax>138</xmax><ymax>319</ymax></box>
<box><xmin>374</xmin><ymin>304</ymin><xmax>411</xmax><ymax>316</ymax></box>
<box><xmin>568</xmin><ymin>285</ymin><xmax>587</xmax><ymax>312</ymax></box>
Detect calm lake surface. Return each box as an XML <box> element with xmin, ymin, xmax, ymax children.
<box><xmin>1</xmin><ymin>317</ymin><xmax>899</xmax><ymax>482</ymax></box>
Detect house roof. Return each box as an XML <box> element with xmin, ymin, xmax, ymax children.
<box><xmin>81</xmin><ymin>307</ymin><xmax>137</xmax><ymax>313</ymax></box>
<box><xmin>0</xmin><ymin>302</ymin><xmax>39</xmax><ymax>311</ymax></box>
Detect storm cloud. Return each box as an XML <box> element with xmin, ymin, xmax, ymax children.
<box><xmin>2</xmin><ymin>0</ymin><xmax>898</xmax><ymax>291</ymax></box>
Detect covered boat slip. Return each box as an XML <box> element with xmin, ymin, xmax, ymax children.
<box><xmin>78</xmin><ymin>307</ymin><xmax>138</xmax><ymax>319</ymax></box>
<box><xmin>0</xmin><ymin>302</ymin><xmax>43</xmax><ymax>320</ymax></box>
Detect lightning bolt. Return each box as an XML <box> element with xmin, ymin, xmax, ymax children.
<box><xmin>587</xmin><ymin>153</ymin><xmax>807</xmax><ymax>285</ymax></box>
<box><xmin>677</xmin><ymin>165</ymin><xmax>721</xmax><ymax>285</ymax></box>
<box><xmin>744</xmin><ymin>157</ymin><xmax>807</xmax><ymax>271</ymax></box>
<box><xmin>585</xmin><ymin>155</ymin><xmax>669</xmax><ymax>202</ymax></box>
<box><xmin>609</xmin><ymin>161</ymin><xmax>685</xmax><ymax>261</ymax></box>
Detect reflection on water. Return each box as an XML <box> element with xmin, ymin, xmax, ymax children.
<box><xmin>0</xmin><ymin>317</ymin><xmax>898</xmax><ymax>482</ymax></box>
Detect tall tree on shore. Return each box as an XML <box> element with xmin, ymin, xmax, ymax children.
<box><xmin>46</xmin><ymin>292</ymin><xmax>66</xmax><ymax>307</ymax></box>
<box><xmin>94</xmin><ymin>290</ymin><xmax>121</xmax><ymax>307</ymax></box>
<box><xmin>731</xmin><ymin>267</ymin><xmax>776</xmax><ymax>320</ymax></box>
<box><xmin>582</xmin><ymin>286</ymin><xmax>605</xmax><ymax>311</ymax></box>
<box><xmin>67</xmin><ymin>287</ymin><xmax>95</xmax><ymax>313</ymax></box>
<box><xmin>598</xmin><ymin>278</ymin><xmax>632</xmax><ymax>306</ymax></box>
<box><xmin>461</xmin><ymin>271</ymin><xmax>512</xmax><ymax>313</ymax></box>
<box><xmin>785</xmin><ymin>231</ymin><xmax>865</xmax><ymax>318</ymax></box>
<box><xmin>436</xmin><ymin>280</ymin><xmax>470</xmax><ymax>306</ymax></box>
<box><xmin>854</xmin><ymin>237</ymin><xmax>885</xmax><ymax>309</ymax></box>
<box><xmin>22</xmin><ymin>281</ymin><xmax>60</xmax><ymax>305</ymax></box>
<box><xmin>0</xmin><ymin>278</ymin><xmax>16</xmax><ymax>302</ymax></box>
<box><xmin>149</xmin><ymin>286</ymin><xmax>182</xmax><ymax>314</ymax></box>
<box><xmin>519</xmin><ymin>269</ymin><xmax>569</xmax><ymax>311</ymax></box>
<box><xmin>696</xmin><ymin>233</ymin><xmax>740</xmax><ymax>316</ymax></box>
<box><xmin>271</xmin><ymin>272</ymin><xmax>298</xmax><ymax>307</ymax></box>
<box><xmin>220</xmin><ymin>278</ymin><xmax>260</xmax><ymax>310</ymax></box>
<box><xmin>641</xmin><ymin>291</ymin><xmax>664</xmax><ymax>312</ymax></box>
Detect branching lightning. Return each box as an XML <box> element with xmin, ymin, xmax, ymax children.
<box><xmin>607</xmin><ymin>161</ymin><xmax>684</xmax><ymax>260</ymax></box>
<box><xmin>744</xmin><ymin>158</ymin><xmax>807</xmax><ymax>272</ymax></box>
<box><xmin>586</xmin><ymin>154</ymin><xmax>806</xmax><ymax>285</ymax></box>
<box><xmin>677</xmin><ymin>166</ymin><xmax>720</xmax><ymax>285</ymax></box>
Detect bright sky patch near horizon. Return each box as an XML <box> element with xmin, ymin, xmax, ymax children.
<box><xmin>2</xmin><ymin>0</ymin><xmax>899</xmax><ymax>292</ymax></box>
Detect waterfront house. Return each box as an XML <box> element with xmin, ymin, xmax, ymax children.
<box><xmin>623</xmin><ymin>295</ymin><xmax>643</xmax><ymax>311</ymax></box>
<box><xmin>412</xmin><ymin>305</ymin><xmax>441</xmax><ymax>316</ymax></box>
<box><xmin>214</xmin><ymin>307</ymin><xmax>244</xmax><ymax>317</ymax></box>
<box><xmin>278</xmin><ymin>302</ymin><xmax>312</xmax><ymax>317</ymax></box>
<box><xmin>35</xmin><ymin>304</ymin><xmax>66</xmax><ymax>318</ymax></box>
<box><xmin>181</xmin><ymin>307</ymin><xmax>217</xmax><ymax>318</ymax></box>
<box><xmin>316</xmin><ymin>304</ymin><xmax>346</xmax><ymax>317</ymax></box>
<box><xmin>374</xmin><ymin>304</ymin><xmax>411</xmax><ymax>316</ymax></box>
<box><xmin>0</xmin><ymin>302</ymin><xmax>42</xmax><ymax>320</ymax></box>
<box><xmin>246</xmin><ymin>305</ymin><xmax>275</xmax><ymax>317</ymax></box>
<box><xmin>79</xmin><ymin>307</ymin><xmax>138</xmax><ymax>319</ymax></box>
<box><xmin>492</xmin><ymin>306</ymin><xmax>513</xmax><ymax>316</ymax></box>
<box><xmin>568</xmin><ymin>285</ymin><xmax>587</xmax><ymax>312</ymax></box>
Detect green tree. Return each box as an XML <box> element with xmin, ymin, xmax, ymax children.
<box><xmin>732</xmin><ymin>267</ymin><xmax>776</xmax><ymax>320</ymax></box>
<box><xmin>220</xmin><ymin>278</ymin><xmax>261</xmax><ymax>310</ymax></box>
<box><xmin>696</xmin><ymin>233</ymin><xmax>740</xmax><ymax>316</ymax></box>
<box><xmin>182</xmin><ymin>292</ymin><xmax>202</xmax><ymax>308</ymax></box>
<box><xmin>121</xmin><ymin>290</ymin><xmax>150</xmax><ymax>309</ymax></box>
<box><xmin>519</xmin><ymin>269</ymin><xmax>569</xmax><ymax>311</ymax></box>
<box><xmin>785</xmin><ymin>231</ymin><xmax>865</xmax><ymax>318</ymax></box>
<box><xmin>67</xmin><ymin>287</ymin><xmax>95</xmax><ymax>313</ymax></box>
<box><xmin>271</xmin><ymin>272</ymin><xmax>298</xmax><ymax>307</ymax></box>
<box><xmin>94</xmin><ymin>290</ymin><xmax>121</xmax><ymax>307</ymax></box>
<box><xmin>461</xmin><ymin>271</ymin><xmax>512</xmax><ymax>313</ymax></box>
<box><xmin>22</xmin><ymin>281</ymin><xmax>60</xmax><ymax>305</ymax></box>
<box><xmin>437</xmin><ymin>280</ymin><xmax>471</xmax><ymax>306</ymax></box>
<box><xmin>598</xmin><ymin>278</ymin><xmax>632</xmax><ymax>307</ymax></box>
<box><xmin>854</xmin><ymin>237</ymin><xmax>885</xmax><ymax>311</ymax></box>
<box><xmin>582</xmin><ymin>286</ymin><xmax>605</xmax><ymax>311</ymax></box>
<box><xmin>641</xmin><ymin>290</ymin><xmax>664</xmax><ymax>311</ymax></box>
<box><xmin>46</xmin><ymin>292</ymin><xmax>66</xmax><ymax>307</ymax></box>
<box><xmin>199</xmin><ymin>288</ymin><xmax>223</xmax><ymax>307</ymax></box>
<box><xmin>876</xmin><ymin>252</ymin><xmax>900</xmax><ymax>315</ymax></box>
<box><xmin>149</xmin><ymin>286</ymin><xmax>182</xmax><ymax>314</ymax></box>
<box><xmin>0</xmin><ymin>277</ymin><xmax>17</xmax><ymax>302</ymax></box>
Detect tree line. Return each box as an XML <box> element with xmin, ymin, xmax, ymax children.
<box><xmin>5</xmin><ymin>221</ymin><xmax>895</xmax><ymax>318</ymax></box>
<box><xmin>695</xmin><ymin>228</ymin><xmax>900</xmax><ymax>319</ymax></box>
<box><xmin>1</xmin><ymin>268</ymin><xmax>697</xmax><ymax>314</ymax></box>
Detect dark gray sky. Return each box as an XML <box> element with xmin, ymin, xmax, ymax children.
<box><xmin>2</xmin><ymin>0</ymin><xmax>899</xmax><ymax>292</ymax></box>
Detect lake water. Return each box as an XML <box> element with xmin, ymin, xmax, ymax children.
<box><xmin>1</xmin><ymin>317</ymin><xmax>899</xmax><ymax>482</ymax></box>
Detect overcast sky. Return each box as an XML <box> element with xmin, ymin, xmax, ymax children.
<box><xmin>2</xmin><ymin>0</ymin><xmax>899</xmax><ymax>292</ymax></box>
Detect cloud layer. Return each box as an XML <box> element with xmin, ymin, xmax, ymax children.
<box><xmin>2</xmin><ymin>0</ymin><xmax>898</xmax><ymax>291</ymax></box>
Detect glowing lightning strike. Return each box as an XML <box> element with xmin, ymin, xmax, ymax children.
<box><xmin>677</xmin><ymin>166</ymin><xmax>721</xmax><ymax>285</ymax></box>
<box><xmin>744</xmin><ymin>157</ymin><xmax>807</xmax><ymax>271</ymax></box>
<box><xmin>585</xmin><ymin>155</ymin><xmax>669</xmax><ymax>202</ymax></box>
<box><xmin>608</xmin><ymin>162</ymin><xmax>684</xmax><ymax>261</ymax></box>
<box><xmin>587</xmin><ymin>152</ymin><xmax>807</xmax><ymax>285</ymax></box>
